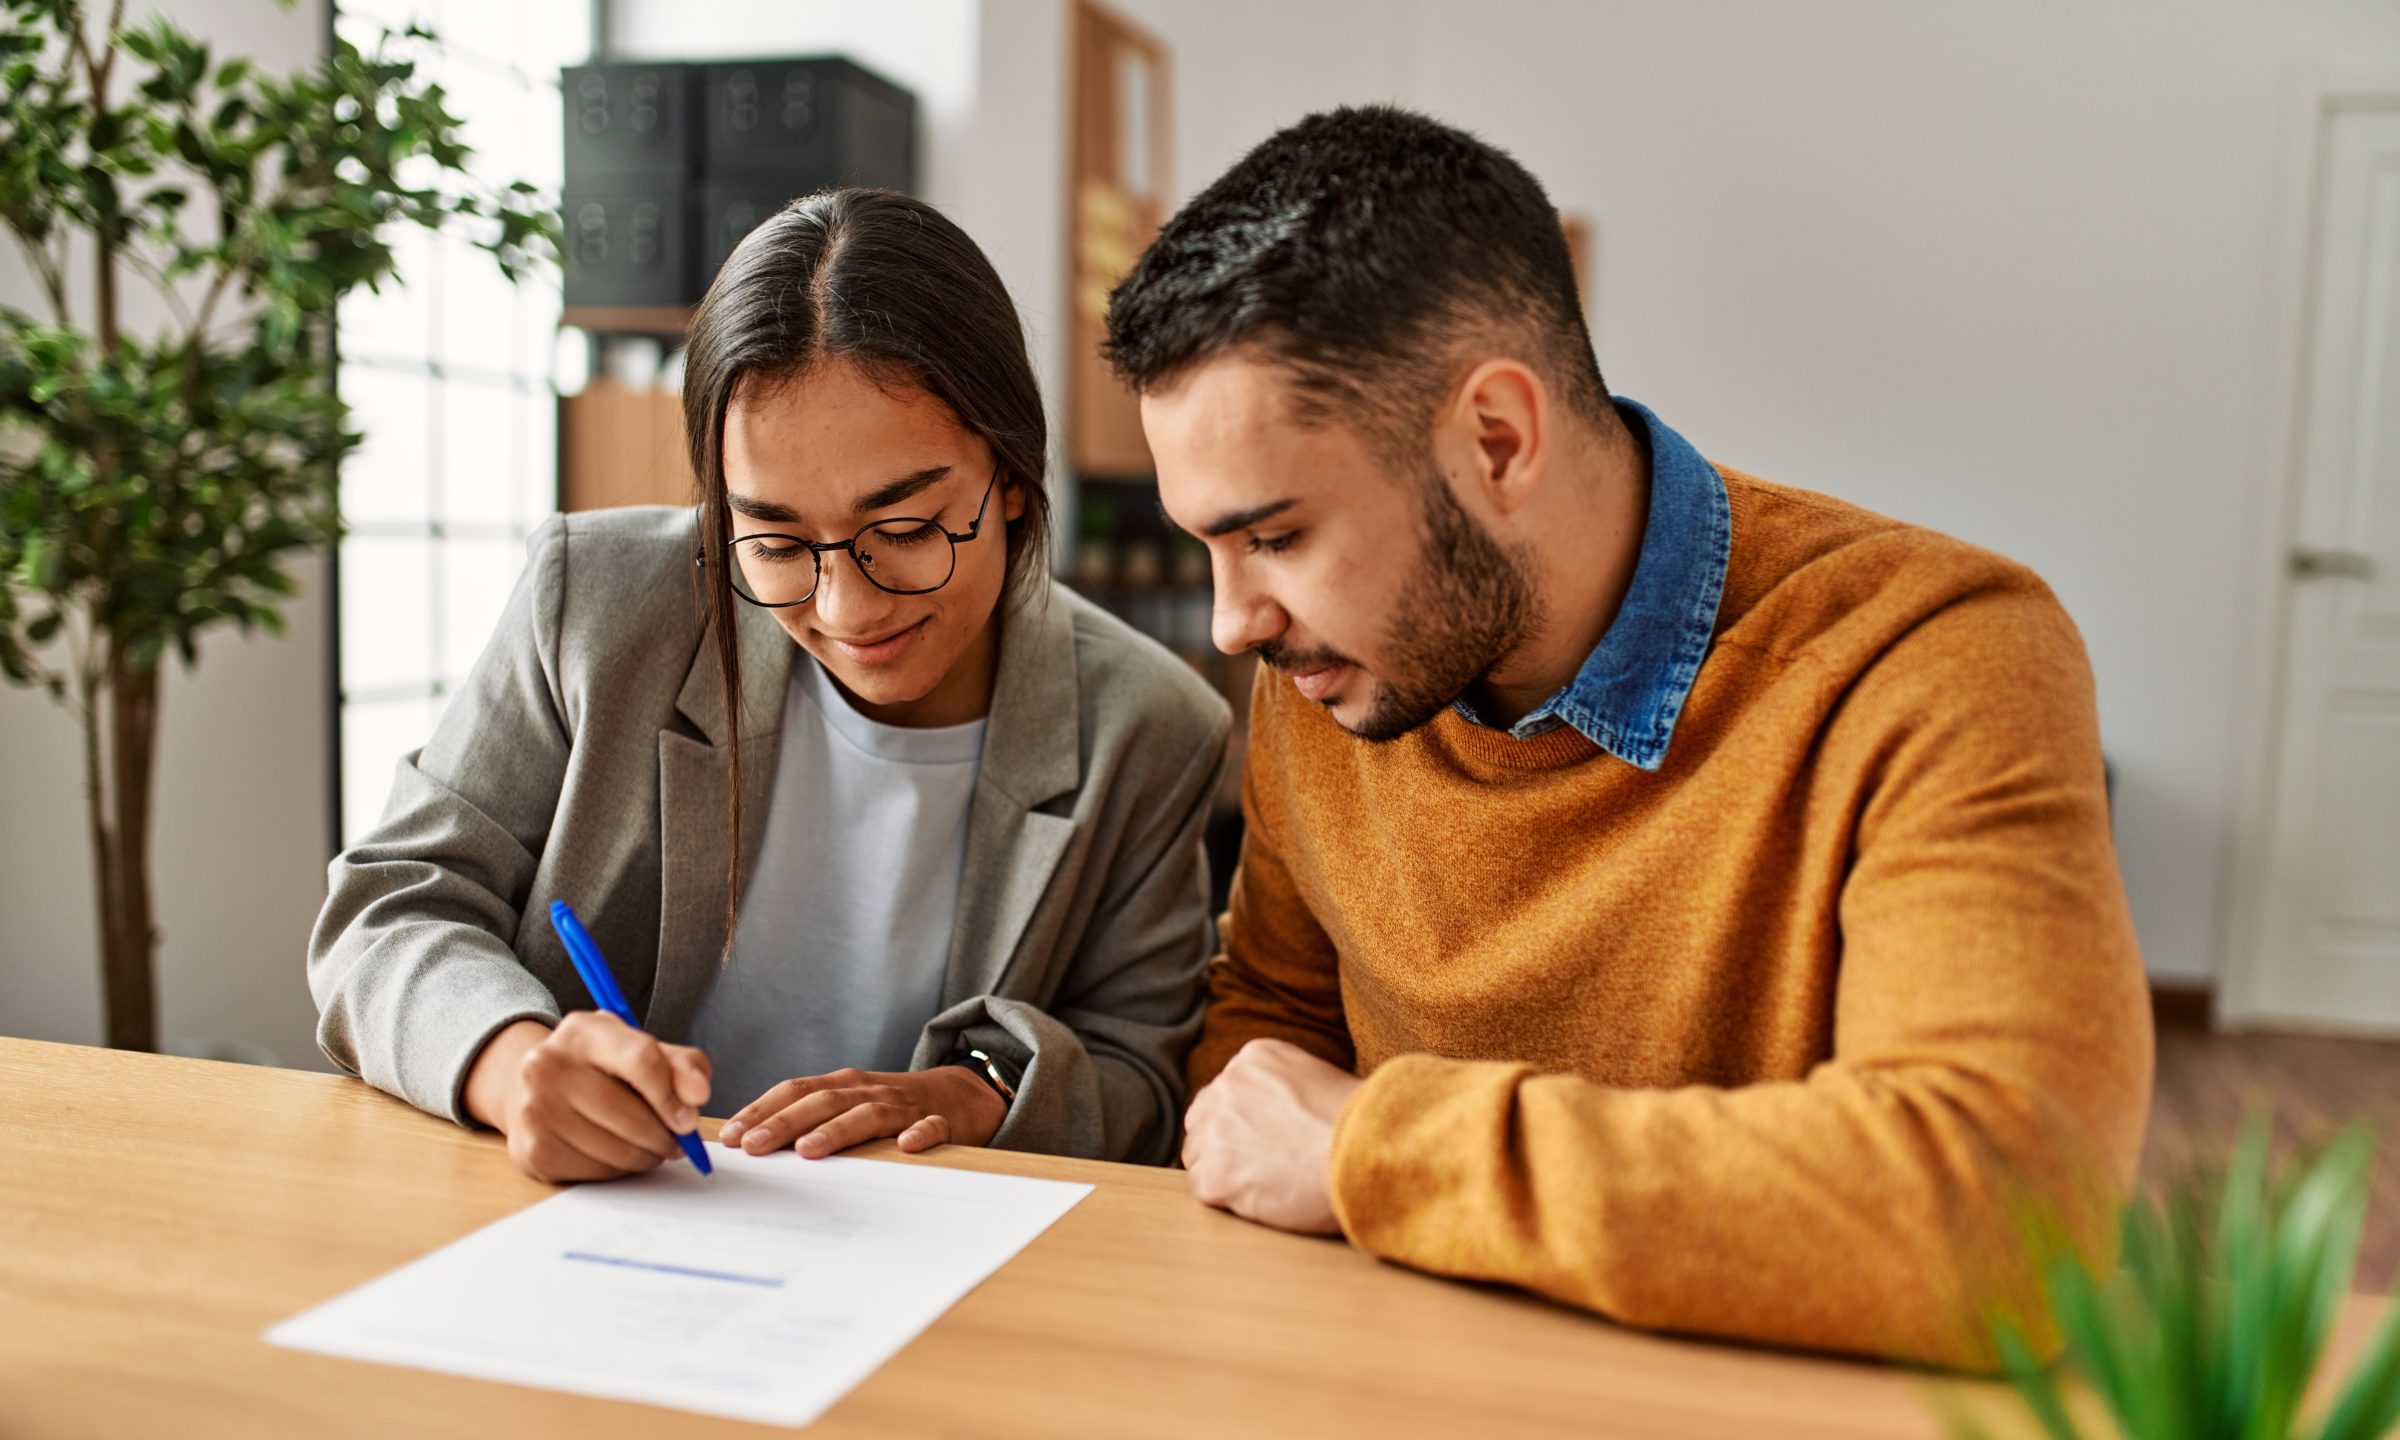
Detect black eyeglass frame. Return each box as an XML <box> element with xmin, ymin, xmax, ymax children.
<box><xmin>699</xmin><ymin>465</ymin><xmax>1003</xmax><ymax>609</ymax></box>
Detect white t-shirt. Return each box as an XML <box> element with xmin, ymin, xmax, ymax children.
<box><xmin>687</xmin><ymin>656</ymin><xmax>986</xmax><ymax>1113</ymax></box>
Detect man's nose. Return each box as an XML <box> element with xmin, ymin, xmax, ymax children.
<box><xmin>1210</xmin><ymin>559</ymin><xmax>1286</xmax><ymax>657</ymax></box>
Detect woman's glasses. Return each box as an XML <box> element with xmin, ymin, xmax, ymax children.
<box><xmin>711</xmin><ymin>466</ymin><xmax>1001</xmax><ymax>608</ymax></box>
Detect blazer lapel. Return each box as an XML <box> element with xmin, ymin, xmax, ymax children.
<box><xmin>942</xmin><ymin>586</ymin><xmax>1083</xmax><ymax>1008</ymax></box>
<box><xmin>649</xmin><ymin>601</ymin><xmax>793</xmax><ymax>1038</ymax></box>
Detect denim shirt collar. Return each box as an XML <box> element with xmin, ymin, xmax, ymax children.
<box><xmin>1451</xmin><ymin>398</ymin><xmax>1730</xmax><ymax>771</ymax></box>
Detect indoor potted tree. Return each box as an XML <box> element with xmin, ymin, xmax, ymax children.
<box><xmin>0</xmin><ymin>0</ymin><xmax>555</xmax><ymax>1050</ymax></box>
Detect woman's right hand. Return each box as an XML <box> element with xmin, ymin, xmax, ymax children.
<box><xmin>463</xmin><ymin>1013</ymin><xmax>712</xmax><ymax>1183</ymax></box>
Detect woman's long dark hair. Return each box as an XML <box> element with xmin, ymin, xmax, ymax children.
<box><xmin>682</xmin><ymin>189</ymin><xmax>1052</xmax><ymax>946</ymax></box>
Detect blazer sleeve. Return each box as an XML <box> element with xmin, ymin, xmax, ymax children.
<box><xmin>307</xmin><ymin>518</ymin><xmax>574</xmax><ymax>1124</ymax></box>
<box><xmin>948</xmin><ymin>697</ymin><xmax>1232</xmax><ymax>1167</ymax></box>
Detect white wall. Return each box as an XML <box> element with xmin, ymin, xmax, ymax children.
<box><xmin>0</xmin><ymin>0</ymin><xmax>335</xmax><ymax>1065</ymax></box>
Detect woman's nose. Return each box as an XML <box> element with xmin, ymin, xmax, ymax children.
<box><xmin>812</xmin><ymin>550</ymin><xmax>899</xmax><ymax>630</ymax></box>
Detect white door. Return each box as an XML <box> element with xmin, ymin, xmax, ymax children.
<box><xmin>2245</xmin><ymin>101</ymin><xmax>2400</xmax><ymax>1032</ymax></box>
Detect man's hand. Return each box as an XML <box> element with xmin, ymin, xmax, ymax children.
<box><xmin>1182</xmin><ymin>1038</ymin><xmax>1362</xmax><ymax>1235</ymax></box>
<box><xmin>463</xmin><ymin>1013</ymin><xmax>713</xmax><ymax>1184</ymax></box>
<box><xmin>716</xmin><ymin>1065</ymin><xmax>1007</xmax><ymax>1159</ymax></box>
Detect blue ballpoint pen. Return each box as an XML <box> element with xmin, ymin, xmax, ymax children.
<box><xmin>547</xmin><ymin>899</ymin><xmax>713</xmax><ymax>1176</ymax></box>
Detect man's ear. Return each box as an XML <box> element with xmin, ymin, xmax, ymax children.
<box><xmin>1448</xmin><ymin>358</ymin><xmax>1550</xmax><ymax>518</ymax></box>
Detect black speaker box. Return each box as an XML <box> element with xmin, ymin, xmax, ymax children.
<box><xmin>560</xmin><ymin>181</ymin><xmax>694</xmax><ymax>308</ymax></box>
<box><xmin>699</xmin><ymin>58</ymin><xmax>916</xmax><ymax>192</ymax></box>
<box><xmin>561</xmin><ymin>62</ymin><xmax>700</xmax><ymax>180</ymax></box>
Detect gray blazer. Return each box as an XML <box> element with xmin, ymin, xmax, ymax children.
<box><xmin>309</xmin><ymin>506</ymin><xmax>1231</xmax><ymax>1166</ymax></box>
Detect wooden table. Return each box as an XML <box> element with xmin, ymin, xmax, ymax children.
<box><xmin>0</xmin><ymin>1037</ymin><xmax>2035</xmax><ymax>1438</ymax></box>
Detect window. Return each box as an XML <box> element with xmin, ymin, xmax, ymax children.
<box><xmin>331</xmin><ymin>0</ymin><xmax>591</xmax><ymax>846</ymax></box>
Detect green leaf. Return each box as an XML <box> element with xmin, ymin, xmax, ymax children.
<box><xmin>2044</xmin><ymin>1257</ymin><xmax>2132</xmax><ymax>1429</ymax></box>
<box><xmin>18</xmin><ymin>533</ymin><xmax>56</xmax><ymax>590</ymax></box>
<box><xmin>171</xmin><ymin>119</ymin><xmax>209</xmax><ymax>170</ymax></box>
<box><xmin>1993</xmin><ymin>1321</ymin><xmax>2086</xmax><ymax>1440</ymax></box>
<box><xmin>2221</xmin><ymin>1117</ymin><xmax>2276</xmax><ymax>1432</ymax></box>
<box><xmin>2313</xmin><ymin>1295</ymin><xmax>2400</xmax><ymax>1440</ymax></box>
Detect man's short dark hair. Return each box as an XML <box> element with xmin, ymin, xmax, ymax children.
<box><xmin>1103</xmin><ymin>105</ymin><xmax>1612</xmax><ymax>461</ymax></box>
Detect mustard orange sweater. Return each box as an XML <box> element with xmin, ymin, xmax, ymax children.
<box><xmin>1193</xmin><ymin>468</ymin><xmax>2154</xmax><ymax>1369</ymax></box>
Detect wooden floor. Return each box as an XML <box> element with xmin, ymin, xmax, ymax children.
<box><xmin>2142</xmin><ymin>1025</ymin><xmax>2400</xmax><ymax>1293</ymax></box>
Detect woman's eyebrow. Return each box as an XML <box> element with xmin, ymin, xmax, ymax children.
<box><xmin>725</xmin><ymin>466</ymin><xmax>955</xmax><ymax>528</ymax></box>
<box><xmin>727</xmin><ymin>493</ymin><xmax>801</xmax><ymax>523</ymax></box>
<box><xmin>850</xmin><ymin>465</ymin><xmax>953</xmax><ymax>514</ymax></box>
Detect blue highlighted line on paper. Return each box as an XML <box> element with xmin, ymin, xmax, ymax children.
<box><xmin>562</xmin><ymin>1250</ymin><xmax>786</xmax><ymax>1287</ymax></box>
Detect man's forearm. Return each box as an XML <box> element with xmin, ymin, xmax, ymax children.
<box><xmin>1326</xmin><ymin>1052</ymin><xmax>2144</xmax><ymax>1371</ymax></box>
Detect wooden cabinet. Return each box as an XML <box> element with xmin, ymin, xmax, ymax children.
<box><xmin>559</xmin><ymin>379</ymin><xmax>695</xmax><ymax>513</ymax></box>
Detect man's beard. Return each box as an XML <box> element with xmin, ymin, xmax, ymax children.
<box><xmin>1255</xmin><ymin>467</ymin><xmax>1542</xmax><ymax>743</ymax></box>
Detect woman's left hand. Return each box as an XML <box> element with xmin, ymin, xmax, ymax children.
<box><xmin>716</xmin><ymin>1066</ymin><xmax>1006</xmax><ymax>1158</ymax></box>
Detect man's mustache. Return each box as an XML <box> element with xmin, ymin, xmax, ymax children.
<box><xmin>1252</xmin><ymin>638</ymin><xmax>1359</xmax><ymax>674</ymax></box>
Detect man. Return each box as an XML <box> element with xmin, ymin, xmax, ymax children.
<box><xmin>1103</xmin><ymin>106</ymin><xmax>2151</xmax><ymax>1369</ymax></box>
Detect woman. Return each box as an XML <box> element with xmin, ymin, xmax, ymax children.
<box><xmin>309</xmin><ymin>190</ymin><xmax>1230</xmax><ymax>1182</ymax></box>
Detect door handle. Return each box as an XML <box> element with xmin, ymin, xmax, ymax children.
<box><xmin>2289</xmin><ymin>547</ymin><xmax>2377</xmax><ymax>581</ymax></box>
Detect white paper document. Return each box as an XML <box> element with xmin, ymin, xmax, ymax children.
<box><xmin>267</xmin><ymin>1144</ymin><xmax>1092</xmax><ymax>1427</ymax></box>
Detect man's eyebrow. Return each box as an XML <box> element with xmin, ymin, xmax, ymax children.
<box><xmin>851</xmin><ymin>465</ymin><xmax>952</xmax><ymax>515</ymax></box>
<box><xmin>1197</xmin><ymin>498</ymin><xmax>1298</xmax><ymax>539</ymax></box>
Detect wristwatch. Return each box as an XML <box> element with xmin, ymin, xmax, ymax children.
<box><xmin>953</xmin><ymin>1046</ymin><xmax>1021</xmax><ymax>1110</ymax></box>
